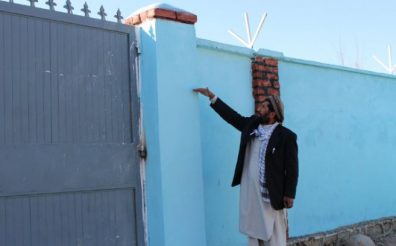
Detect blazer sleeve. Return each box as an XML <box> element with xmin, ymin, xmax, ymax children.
<box><xmin>284</xmin><ymin>132</ymin><xmax>299</xmax><ymax>198</ymax></box>
<box><xmin>210</xmin><ymin>98</ymin><xmax>250</xmax><ymax>132</ymax></box>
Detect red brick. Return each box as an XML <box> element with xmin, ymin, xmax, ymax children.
<box><xmin>273</xmin><ymin>81</ymin><xmax>280</xmax><ymax>89</ymax></box>
<box><xmin>124</xmin><ymin>15</ymin><xmax>142</xmax><ymax>25</ymax></box>
<box><xmin>264</xmin><ymin>66</ymin><xmax>278</xmax><ymax>73</ymax></box>
<box><xmin>255</xmin><ymin>95</ymin><xmax>267</xmax><ymax>102</ymax></box>
<box><xmin>253</xmin><ymin>88</ymin><xmax>266</xmax><ymax>95</ymax></box>
<box><xmin>255</xmin><ymin>57</ymin><xmax>265</xmax><ymax>63</ymax></box>
<box><xmin>253</xmin><ymin>79</ymin><xmax>271</xmax><ymax>87</ymax></box>
<box><xmin>264</xmin><ymin>58</ymin><xmax>278</xmax><ymax>67</ymax></box>
<box><xmin>268</xmin><ymin>88</ymin><xmax>280</xmax><ymax>96</ymax></box>
<box><xmin>252</xmin><ymin>64</ymin><xmax>262</xmax><ymax>71</ymax></box>
<box><xmin>147</xmin><ymin>8</ymin><xmax>177</xmax><ymax>20</ymax></box>
<box><xmin>126</xmin><ymin>8</ymin><xmax>197</xmax><ymax>25</ymax></box>
<box><xmin>266</xmin><ymin>73</ymin><xmax>279</xmax><ymax>80</ymax></box>
<box><xmin>139</xmin><ymin>11</ymin><xmax>148</xmax><ymax>22</ymax></box>
<box><xmin>176</xmin><ymin>12</ymin><xmax>197</xmax><ymax>24</ymax></box>
<box><xmin>253</xmin><ymin>71</ymin><xmax>262</xmax><ymax>78</ymax></box>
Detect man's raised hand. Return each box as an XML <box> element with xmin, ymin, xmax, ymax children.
<box><xmin>193</xmin><ymin>87</ymin><xmax>215</xmax><ymax>99</ymax></box>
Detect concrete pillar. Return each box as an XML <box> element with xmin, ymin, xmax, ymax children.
<box><xmin>125</xmin><ymin>4</ymin><xmax>207</xmax><ymax>246</ymax></box>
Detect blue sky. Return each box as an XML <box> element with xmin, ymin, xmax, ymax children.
<box><xmin>11</xmin><ymin>0</ymin><xmax>396</xmax><ymax>74</ymax></box>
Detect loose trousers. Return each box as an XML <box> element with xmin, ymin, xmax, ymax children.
<box><xmin>247</xmin><ymin>209</ymin><xmax>287</xmax><ymax>246</ymax></box>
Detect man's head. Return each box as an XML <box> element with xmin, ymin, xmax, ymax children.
<box><xmin>255</xmin><ymin>95</ymin><xmax>284</xmax><ymax>124</ymax></box>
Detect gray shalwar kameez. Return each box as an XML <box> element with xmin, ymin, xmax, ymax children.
<box><xmin>239</xmin><ymin>124</ymin><xmax>288</xmax><ymax>246</ymax></box>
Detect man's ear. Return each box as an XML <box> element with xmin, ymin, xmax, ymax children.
<box><xmin>270</xmin><ymin>111</ymin><xmax>277</xmax><ymax>120</ymax></box>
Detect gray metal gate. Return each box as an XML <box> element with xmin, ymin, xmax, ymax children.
<box><xmin>0</xmin><ymin>1</ymin><xmax>143</xmax><ymax>245</ymax></box>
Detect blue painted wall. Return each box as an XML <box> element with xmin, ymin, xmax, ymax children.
<box><xmin>138</xmin><ymin>12</ymin><xmax>396</xmax><ymax>246</ymax></box>
<box><xmin>279</xmin><ymin>58</ymin><xmax>396</xmax><ymax>236</ymax></box>
<box><xmin>195</xmin><ymin>40</ymin><xmax>396</xmax><ymax>244</ymax></box>
<box><xmin>196</xmin><ymin>40</ymin><xmax>254</xmax><ymax>246</ymax></box>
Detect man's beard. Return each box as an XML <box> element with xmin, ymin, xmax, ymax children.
<box><xmin>258</xmin><ymin>114</ymin><xmax>270</xmax><ymax>124</ymax></box>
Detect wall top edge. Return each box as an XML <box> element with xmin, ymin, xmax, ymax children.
<box><xmin>280</xmin><ymin>56</ymin><xmax>396</xmax><ymax>79</ymax></box>
<box><xmin>198</xmin><ymin>37</ymin><xmax>396</xmax><ymax>79</ymax></box>
<box><xmin>197</xmin><ymin>38</ymin><xmax>254</xmax><ymax>57</ymax></box>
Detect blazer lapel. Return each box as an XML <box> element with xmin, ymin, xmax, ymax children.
<box><xmin>241</xmin><ymin>116</ymin><xmax>260</xmax><ymax>143</ymax></box>
<box><xmin>266</xmin><ymin>124</ymin><xmax>282</xmax><ymax>157</ymax></box>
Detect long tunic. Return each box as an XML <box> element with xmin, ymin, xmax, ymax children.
<box><xmin>239</xmin><ymin>130</ymin><xmax>287</xmax><ymax>241</ymax></box>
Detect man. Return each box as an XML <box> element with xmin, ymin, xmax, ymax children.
<box><xmin>193</xmin><ymin>87</ymin><xmax>298</xmax><ymax>246</ymax></box>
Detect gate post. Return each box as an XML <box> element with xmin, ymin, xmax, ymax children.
<box><xmin>125</xmin><ymin>4</ymin><xmax>207</xmax><ymax>246</ymax></box>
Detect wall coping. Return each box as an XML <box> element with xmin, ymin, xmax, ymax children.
<box><xmin>280</xmin><ymin>56</ymin><xmax>396</xmax><ymax>80</ymax></box>
<box><xmin>197</xmin><ymin>38</ymin><xmax>396</xmax><ymax>80</ymax></box>
<box><xmin>124</xmin><ymin>3</ymin><xmax>197</xmax><ymax>26</ymax></box>
<box><xmin>197</xmin><ymin>38</ymin><xmax>284</xmax><ymax>59</ymax></box>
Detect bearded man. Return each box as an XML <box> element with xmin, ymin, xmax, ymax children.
<box><xmin>194</xmin><ymin>87</ymin><xmax>299</xmax><ymax>246</ymax></box>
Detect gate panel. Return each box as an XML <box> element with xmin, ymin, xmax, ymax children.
<box><xmin>0</xmin><ymin>1</ymin><xmax>142</xmax><ymax>245</ymax></box>
<box><xmin>0</xmin><ymin>13</ymin><xmax>132</xmax><ymax>145</ymax></box>
<box><xmin>0</xmin><ymin>189</ymin><xmax>136</xmax><ymax>246</ymax></box>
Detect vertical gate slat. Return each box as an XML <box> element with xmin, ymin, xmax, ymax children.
<box><xmin>104</xmin><ymin>31</ymin><xmax>112</xmax><ymax>143</ymax></box>
<box><xmin>43</xmin><ymin>20</ymin><xmax>52</xmax><ymax>144</ymax></box>
<box><xmin>121</xmin><ymin>35</ymin><xmax>132</xmax><ymax>143</ymax></box>
<box><xmin>99</xmin><ymin>29</ymin><xmax>108</xmax><ymax>142</ymax></box>
<box><xmin>36</xmin><ymin>20</ymin><xmax>44</xmax><ymax>143</ymax></box>
<box><xmin>0</xmin><ymin>200</ymin><xmax>4</xmax><ymax>245</ymax></box>
<box><xmin>0</xmin><ymin>14</ymin><xmax>5</xmax><ymax>144</ymax></box>
<box><xmin>70</xmin><ymin>25</ymin><xmax>78</xmax><ymax>143</ymax></box>
<box><xmin>50</xmin><ymin>21</ymin><xmax>58</xmax><ymax>143</ymax></box>
<box><xmin>20</xmin><ymin>17</ymin><xmax>28</xmax><ymax>144</ymax></box>
<box><xmin>11</xmin><ymin>16</ymin><xmax>19</xmax><ymax>144</ymax></box>
<box><xmin>30</xmin><ymin>196</ymin><xmax>38</xmax><ymax>246</ymax></box>
<box><xmin>29</xmin><ymin>18</ymin><xmax>38</xmax><ymax>143</ymax></box>
<box><xmin>4</xmin><ymin>14</ymin><xmax>12</xmax><ymax>144</ymax></box>
<box><xmin>27</xmin><ymin>18</ymin><xmax>34</xmax><ymax>143</ymax></box>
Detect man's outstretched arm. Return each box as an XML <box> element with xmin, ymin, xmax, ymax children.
<box><xmin>193</xmin><ymin>87</ymin><xmax>249</xmax><ymax>131</ymax></box>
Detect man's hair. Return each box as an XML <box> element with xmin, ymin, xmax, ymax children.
<box><xmin>264</xmin><ymin>98</ymin><xmax>275</xmax><ymax>112</ymax></box>
<box><xmin>264</xmin><ymin>96</ymin><xmax>284</xmax><ymax>123</ymax></box>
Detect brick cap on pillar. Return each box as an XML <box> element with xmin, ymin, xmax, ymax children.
<box><xmin>124</xmin><ymin>3</ymin><xmax>197</xmax><ymax>26</ymax></box>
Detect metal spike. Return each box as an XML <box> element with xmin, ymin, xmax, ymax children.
<box><xmin>98</xmin><ymin>5</ymin><xmax>107</xmax><ymax>21</ymax></box>
<box><xmin>63</xmin><ymin>0</ymin><xmax>74</xmax><ymax>14</ymax></box>
<box><xmin>45</xmin><ymin>0</ymin><xmax>57</xmax><ymax>11</ymax></box>
<box><xmin>114</xmin><ymin>9</ymin><xmax>123</xmax><ymax>23</ymax></box>
<box><xmin>81</xmin><ymin>2</ymin><xmax>91</xmax><ymax>17</ymax></box>
<box><xmin>28</xmin><ymin>0</ymin><xmax>38</xmax><ymax>7</ymax></box>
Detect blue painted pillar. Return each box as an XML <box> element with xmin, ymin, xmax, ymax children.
<box><xmin>127</xmin><ymin>5</ymin><xmax>207</xmax><ymax>246</ymax></box>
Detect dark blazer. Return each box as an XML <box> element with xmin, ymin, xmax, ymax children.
<box><xmin>211</xmin><ymin>98</ymin><xmax>299</xmax><ymax>210</ymax></box>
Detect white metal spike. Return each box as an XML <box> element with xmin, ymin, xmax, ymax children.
<box><xmin>373</xmin><ymin>44</ymin><xmax>396</xmax><ymax>74</ymax></box>
<box><xmin>373</xmin><ymin>55</ymin><xmax>391</xmax><ymax>73</ymax></box>
<box><xmin>251</xmin><ymin>13</ymin><xmax>267</xmax><ymax>47</ymax></box>
<box><xmin>228</xmin><ymin>12</ymin><xmax>268</xmax><ymax>49</ymax></box>
<box><xmin>388</xmin><ymin>45</ymin><xmax>392</xmax><ymax>70</ymax></box>
<box><xmin>228</xmin><ymin>30</ymin><xmax>250</xmax><ymax>48</ymax></box>
<box><xmin>244</xmin><ymin>13</ymin><xmax>252</xmax><ymax>45</ymax></box>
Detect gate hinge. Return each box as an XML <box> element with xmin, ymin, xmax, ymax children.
<box><xmin>133</xmin><ymin>41</ymin><xmax>141</xmax><ymax>55</ymax></box>
<box><xmin>137</xmin><ymin>143</ymin><xmax>147</xmax><ymax>159</ymax></box>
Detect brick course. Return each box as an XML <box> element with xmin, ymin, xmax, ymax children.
<box><xmin>124</xmin><ymin>7</ymin><xmax>197</xmax><ymax>26</ymax></box>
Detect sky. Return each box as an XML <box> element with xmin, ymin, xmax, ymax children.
<box><xmin>9</xmin><ymin>0</ymin><xmax>396</xmax><ymax>74</ymax></box>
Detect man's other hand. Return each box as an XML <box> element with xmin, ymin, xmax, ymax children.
<box><xmin>283</xmin><ymin>197</ymin><xmax>294</xmax><ymax>208</ymax></box>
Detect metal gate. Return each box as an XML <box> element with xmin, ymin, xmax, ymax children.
<box><xmin>0</xmin><ymin>1</ymin><xmax>143</xmax><ymax>245</ymax></box>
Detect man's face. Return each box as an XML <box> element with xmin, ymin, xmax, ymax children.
<box><xmin>256</xmin><ymin>101</ymin><xmax>274</xmax><ymax>124</ymax></box>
